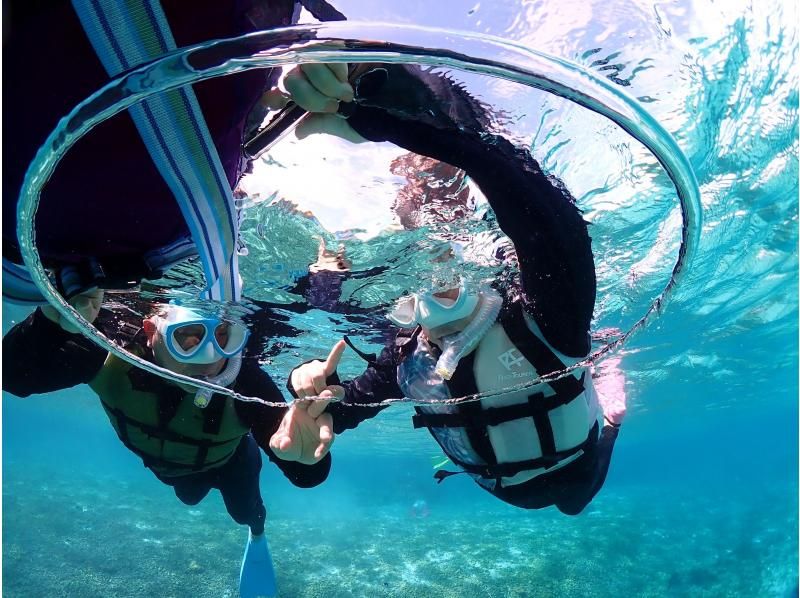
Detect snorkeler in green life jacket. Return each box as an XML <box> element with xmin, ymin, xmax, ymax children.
<box><xmin>3</xmin><ymin>292</ymin><xmax>335</xmax><ymax>598</ymax></box>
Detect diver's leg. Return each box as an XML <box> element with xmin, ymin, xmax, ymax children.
<box><xmin>216</xmin><ymin>434</ymin><xmax>266</xmax><ymax>534</ymax></box>
<box><xmin>217</xmin><ymin>434</ymin><xmax>276</xmax><ymax>598</ymax></box>
<box><xmin>156</xmin><ymin>471</ymin><xmax>213</xmax><ymax>506</ymax></box>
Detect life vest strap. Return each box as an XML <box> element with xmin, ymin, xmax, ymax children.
<box><xmin>100</xmin><ymin>397</ymin><xmax>238</xmax><ymax>472</ymax></box>
<box><xmin>501</xmin><ymin>304</ymin><xmax>585</xmax><ymax>400</ymax></box>
<box><xmin>442</xmin><ymin>422</ymin><xmax>600</xmax><ymax>480</ymax></box>
<box><xmin>130</xmin><ymin>439</ymin><xmax>231</xmax><ymax>472</ymax></box>
<box><xmin>343</xmin><ymin>335</ymin><xmax>378</xmax><ymax>366</ymax></box>
<box><xmin>99</xmin><ymin>398</ymin><xmax>236</xmax><ymax>449</ymax></box>
<box><xmin>412</xmin><ymin>374</ymin><xmax>585</xmax><ymax>430</ymax></box>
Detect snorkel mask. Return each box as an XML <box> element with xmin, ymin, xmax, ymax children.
<box><xmin>387</xmin><ymin>279</ymin><xmax>480</xmax><ymax>331</ymax></box>
<box><xmin>156</xmin><ymin>306</ymin><xmax>249</xmax><ymax>365</ymax></box>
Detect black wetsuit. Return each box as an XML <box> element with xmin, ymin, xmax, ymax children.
<box><xmin>291</xmin><ymin>64</ymin><xmax>619</xmax><ymax>514</ymax></box>
<box><xmin>3</xmin><ymin>308</ymin><xmax>330</xmax><ymax>533</ymax></box>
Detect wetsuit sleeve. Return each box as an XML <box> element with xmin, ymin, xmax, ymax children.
<box><xmin>234</xmin><ymin>360</ymin><xmax>331</xmax><ymax>488</ymax></box>
<box><xmin>347</xmin><ymin>65</ymin><xmax>596</xmax><ymax>357</ymax></box>
<box><xmin>285</xmin><ymin>344</ymin><xmax>402</xmax><ymax>434</ymax></box>
<box><xmin>330</xmin><ymin>343</ymin><xmax>402</xmax><ymax>433</ymax></box>
<box><xmin>555</xmin><ymin>424</ymin><xmax>619</xmax><ymax>515</ymax></box>
<box><xmin>2</xmin><ymin>308</ymin><xmax>108</xmax><ymax>397</ymax></box>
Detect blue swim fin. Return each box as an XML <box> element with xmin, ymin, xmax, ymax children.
<box><xmin>239</xmin><ymin>531</ymin><xmax>277</xmax><ymax>598</ymax></box>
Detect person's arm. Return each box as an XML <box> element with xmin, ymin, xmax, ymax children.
<box><xmin>2</xmin><ymin>302</ymin><xmax>108</xmax><ymax>397</ymax></box>
<box><xmin>287</xmin><ymin>339</ymin><xmax>402</xmax><ymax>434</ymax></box>
<box><xmin>234</xmin><ymin>360</ymin><xmax>333</xmax><ymax>488</ymax></box>
<box><xmin>330</xmin><ymin>345</ymin><xmax>403</xmax><ymax>432</ymax></box>
<box><xmin>345</xmin><ymin>65</ymin><xmax>595</xmax><ymax>357</ymax></box>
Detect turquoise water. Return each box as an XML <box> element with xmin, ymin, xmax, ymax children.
<box><xmin>3</xmin><ymin>0</ymin><xmax>798</xmax><ymax>596</ymax></box>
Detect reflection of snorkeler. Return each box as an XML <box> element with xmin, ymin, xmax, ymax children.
<box><xmin>2</xmin><ymin>295</ymin><xmax>334</xmax><ymax>598</ymax></box>
<box><xmin>300</xmin><ymin>236</ymin><xmax>352</xmax><ymax>311</ymax></box>
<box><xmin>287</xmin><ymin>62</ymin><xmax>628</xmax><ymax>515</ymax></box>
<box><xmin>274</xmin><ymin>236</ymin><xmax>386</xmax><ymax>315</ymax></box>
<box><xmin>389</xmin><ymin>153</ymin><xmax>474</xmax><ymax>230</ymax></box>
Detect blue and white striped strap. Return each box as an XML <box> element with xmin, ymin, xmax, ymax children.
<box><xmin>2</xmin><ymin>258</ymin><xmax>49</xmax><ymax>306</ymax></box>
<box><xmin>71</xmin><ymin>0</ymin><xmax>241</xmax><ymax>302</ymax></box>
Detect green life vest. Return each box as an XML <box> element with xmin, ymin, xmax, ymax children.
<box><xmin>88</xmin><ymin>353</ymin><xmax>250</xmax><ymax>477</ymax></box>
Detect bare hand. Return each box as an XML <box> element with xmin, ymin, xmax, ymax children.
<box><xmin>272</xmin><ymin>341</ymin><xmax>349</xmax><ymax>464</ymax></box>
<box><xmin>284</xmin><ymin>63</ymin><xmax>353</xmax><ymax>113</ymax></box>
<box><xmin>41</xmin><ymin>288</ymin><xmax>104</xmax><ymax>333</ymax></box>
<box><xmin>282</xmin><ymin>64</ymin><xmax>366</xmax><ymax>143</ymax></box>
<box><xmin>594</xmin><ymin>356</ymin><xmax>627</xmax><ymax>426</ymax></box>
<box><xmin>290</xmin><ymin>340</ymin><xmax>347</xmax><ymax>399</ymax></box>
<box><xmin>309</xmin><ymin>237</ymin><xmax>352</xmax><ymax>273</ymax></box>
<box><xmin>268</xmin><ymin>395</ymin><xmax>337</xmax><ymax>464</ymax></box>
<box><xmin>295</xmin><ymin>113</ymin><xmax>366</xmax><ymax>143</ymax></box>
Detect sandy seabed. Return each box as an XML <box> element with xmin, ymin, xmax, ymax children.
<box><xmin>3</xmin><ymin>463</ymin><xmax>797</xmax><ymax>598</ymax></box>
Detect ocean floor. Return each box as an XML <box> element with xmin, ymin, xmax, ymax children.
<box><xmin>3</xmin><ymin>460</ymin><xmax>797</xmax><ymax>598</ymax></box>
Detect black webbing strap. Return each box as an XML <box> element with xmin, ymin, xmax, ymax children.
<box><xmin>133</xmin><ymin>439</ymin><xmax>230</xmax><ymax>471</ymax></box>
<box><xmin>107</xmin><ymin>399</ymin><xmax>131</xmax><ymax>446</ymax></box>
<box><xmin>99</xmin><ymin>398</ymin><xmax>234</xmax><ymax>449</ymax></box>
<box><xmin>201</xmin><ymin>395</ymin><xmax>227</xmax><ymax>435</ymax></box>
<box><xmin>193</xmin><ymin>441</ymin><xmax>211</xmax><ymax>469</ymax></box>
<box><xmin>99</xmin><ymin>399</ymin><xmax>235</xmax><ymax>471</ymax></box>
<box><xmin>502</xmin><ymin>304</ymin><xmax>585</xmax><ymax>402</ymax></box>
<box><xmin>501</xmin><ymin>304</ymin><xmax>586</xmax><ymax>459</ymax></box>
<box><xmin>444</xmin><ymin>422</ymin><xmax>600</xmax><ymax>479</ymax></box>
<box><xmin>530</xmin><ymin>394</ymin><xmax>557</xmax><ymax>456</ymax></box>
<box><xmin>412</xmin><ymin>389</ymin><xmax>590</xmax><ymax>429</ymax></box>
<box><xmin>445</xmin><ymin>351</ymin><xmax>499</xmax><ymax>473</ymax></box>
<box><xmin>343</xmin><ymin>335</ymin><xmax>378</xmax><ymax>366</ymax></box>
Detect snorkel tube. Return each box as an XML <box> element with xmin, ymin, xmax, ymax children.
<box><xmin>435</xmin><ymin>288</ymin><xmax>502</xmax><ymax>380</ymax></box>
<box><xmin>193</xmin><ymin>355</ymin><xmax>242</xmax><ymax>408</ymax></box>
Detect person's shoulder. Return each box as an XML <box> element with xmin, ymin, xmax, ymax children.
<box><xmin>508</xmin><ymin>298</ymin><xmax>592</xmax><ymax>359</ymax></box>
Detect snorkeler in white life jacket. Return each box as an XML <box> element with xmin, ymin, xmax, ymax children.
<box><xmin>289</xmin><ymin>268</ymin><xmax>625</xmax><ymax>513</ymax></box>
<box><xmin>286</xmin><ymin>58</ymin><xmax>627</xmax><ymax>513</ymax></box>
<box><xmin>386</xmin><ymin>274</ymin><xmax>603</xmax><ymax>490</ymax></box>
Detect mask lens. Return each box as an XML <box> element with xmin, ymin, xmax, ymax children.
<box><xmin>214</xmin><ymin>321</ymin><xmax>231</xmax><ymax>350</ymax></box>
<box><xmin>431</xmin><ymin>287</ymin><xmax>460</xmax><ymax>307</ymax></box>
<box><xmin>213</xmin><ymin>320</ymin><xmax>248</xmax><ymax>356</ymax></box>
<box><xmin>172</xmin><ymin>323</ymin><xmax>207</xmax><ymax>352</ymax></box>
<box><xmin>386</xmin><ymin>295</ymin><xmax>418</xmax><ymax>328</ymax></box>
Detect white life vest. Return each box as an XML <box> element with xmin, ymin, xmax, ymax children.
<box><xmin>398</xmin><ymin>302</ymin><xmax>601</xmax><ymax>490</ymax></box>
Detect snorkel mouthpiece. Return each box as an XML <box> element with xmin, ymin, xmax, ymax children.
<box><xmin>193</xmin><ymin>354</ymin><xmax>243</xmax><ymax>408</ymax></box>
<box><xmin>435</xmin><ymin>288</ymin><xmax>502</xmax><ymax>379</ymax></box>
